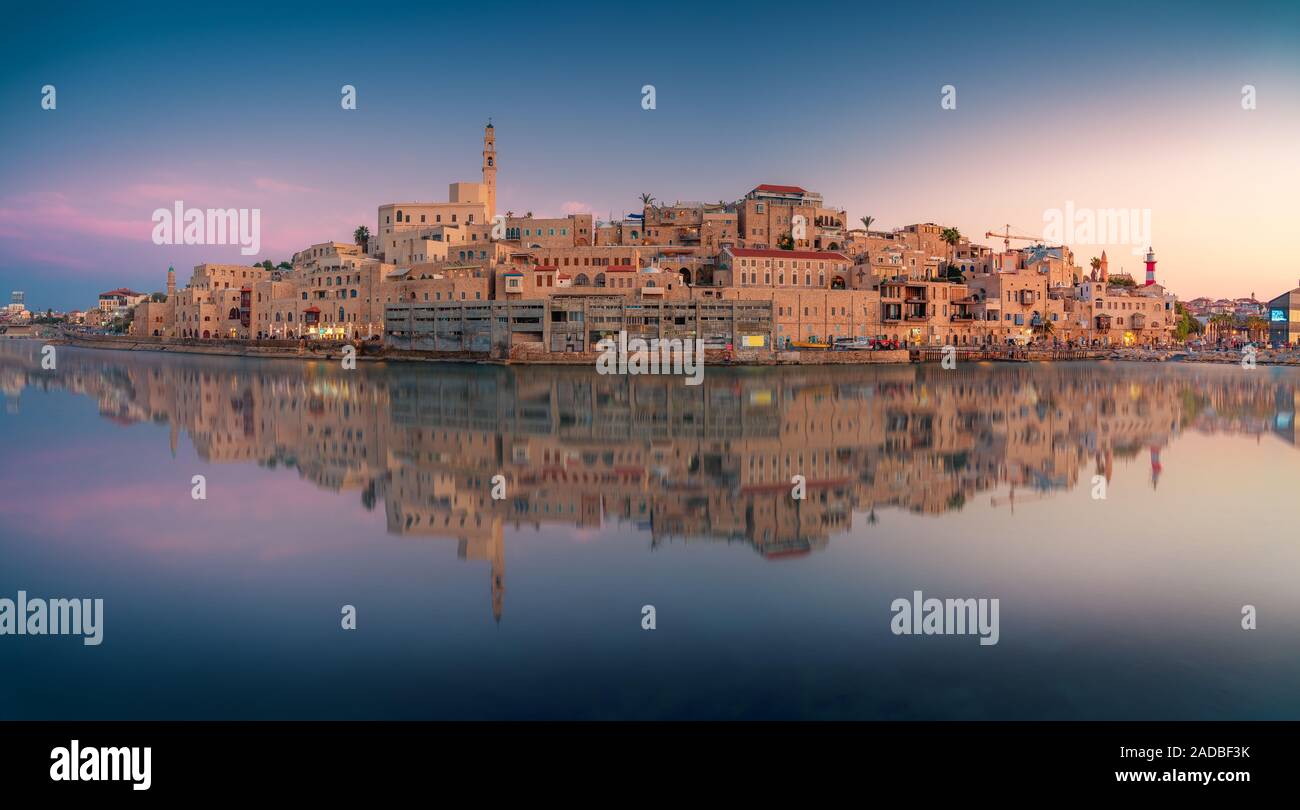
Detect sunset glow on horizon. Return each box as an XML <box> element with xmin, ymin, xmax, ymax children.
<box><xmin>2</xmin><ymin>1</ymin><xmax>1298</xmax><ymax>308</ymax></box>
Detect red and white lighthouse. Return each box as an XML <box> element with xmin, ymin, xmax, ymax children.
<box><xmin>1144</xmin><ymin>246</ymin><xmax>1157</xmax><ymax>286</ymax></box>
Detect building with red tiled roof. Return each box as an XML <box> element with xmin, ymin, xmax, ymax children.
<box><xmin>736</xmin><ymin>183</ymin><xmax>845</xmax><ymax>253</ymax></box>
<box><xmin>751</xmin><ymin>184</ymin><xmax>807</xmax><ymax>195</ymax></box>
<box><xmin>718</xmin><ymin>246</ymin><xmax>853</xmax><ymax>290</ymax></box>
<box><xmin>97</xmin><ymin>287</ymin><xmax>148</xmax><ymax>314</ymax></box>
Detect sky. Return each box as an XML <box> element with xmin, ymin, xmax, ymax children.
<box><xmin>1</xmin><ymin>0</ymin><xmax>1298</xmax><ymax>311</ymax></box>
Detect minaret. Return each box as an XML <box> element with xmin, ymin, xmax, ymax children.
<box><xmin>482</xmin><ymin>121</ymin><xmax>496</xmax><ymax>222</ymax></box>
<box><xmin>489</xmin><ymin>518</ymin><xmax>505</xmax><ymax>623</ymax></box>
<box><xmin>166</xmin><ymin>265</ymin><xmax>176</xmax><ymax>300</ymax></box>
<box><xmin>1144</xmin><ymin>246</ymin><xmax>1157</xmax><ymax>286</ymax></box>
<box><xmin>1099</xmin><ymin>251</ymin><xmax>1109</xmax><ymax>283</ymax></box>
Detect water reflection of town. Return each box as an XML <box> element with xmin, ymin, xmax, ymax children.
<box><xmin>3</xmin><ymin>342</ymin><xmax>1298</xmax><ymax>620</ymax></box>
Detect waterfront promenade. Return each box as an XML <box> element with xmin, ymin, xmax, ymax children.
<box><xmin>50</xmin><ymin>331</ymin><xmax>1300</xmax><ymax>366</ymax></box>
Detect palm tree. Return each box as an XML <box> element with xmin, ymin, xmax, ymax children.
<box><xmin>639</xmin><ymin>193</ymin><xmax>655</xmax><ymax>208</ymax></box>
<box><xmin>1034</xmin><ymin>317</ymin><xmax>1055</xmax><ymax>342</ymax></box>
<box><xmin>860</xmin><ymin>215</ymin><xmax>875</xmax><ymax>232</ymax></box>
<box><xmin>505</xmin><ymin>210</ymin><xmax>515</xmax><ymax>219</ymax></box>
<box><xmin>1089</xmin><ymin>256</ymin><xmax>1102</xmax><ymax>274</ymax></box>
<box><xmin>353</xmin><ymin>225</ymin><xmax>370</xmax><ymax>252</ymax></box>
<box><xmin>1245</xmin><ymin>315</ymin><xmax>1269</xmax><ymax>343</ymax></box>
<box><xmin>940</xmin><ymin>227</ymin><xmax>962</xmax><ymax>268</ymax></box>
<box><xmin>1208</xmin><ymin>313</ymin><xmax>1236</xmax><ymax>342</ymax></box>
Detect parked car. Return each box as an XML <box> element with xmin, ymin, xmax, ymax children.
<box><xmin>833</xmin><ymin>337</ymin><xmax>874</xmax><ymax>351</ymax></box>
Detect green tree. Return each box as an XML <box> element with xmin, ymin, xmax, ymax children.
<box><xmin>1173</xmin><ymin>301</ymin><xmax>1203</xmax><ymax>342</ymax></box>
<box><xmin>860</xmin><ymin>215</ymin><xmax>875</xmax><ymax>231</ymax></box>
<box><xmin>1245</xmin><ymin>316</ymin><xmax>1269</xmax><ymax>342</ymax></box>
<box><xmin>353</xmin><ymin>225</ymin><xmax>370</xmax><ymax>252</ymax></box>
<box><xmin>1208</xmin><ymin>313</ymin><xmax>1237</xmax><ymax>340</ymax></box>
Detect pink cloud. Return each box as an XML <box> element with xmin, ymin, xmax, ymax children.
<box><xmin>254</xmin><ymin>177</ymin><xmax>318</xmax><ymax>194</ymax></box>
<box><xmin>560</xmin><ymin>200</ymin><xmax>592</xmax><ymax>216</ymax></box>
<box><xmin>0</xmin><ymin>191</ymin><xmax>148</xmax><ymax>241</ymax></box>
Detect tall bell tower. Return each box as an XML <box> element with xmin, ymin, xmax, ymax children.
<box><xmin>482</xmin><ymin>120</ymin><xmax>497</xmax><ymax>222</ymax></box>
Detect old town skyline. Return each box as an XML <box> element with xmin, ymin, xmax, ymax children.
<box><xmin>4</xmin><ymin>3</ymin><xmax>1299</xmax><ymax>311</ymax></box>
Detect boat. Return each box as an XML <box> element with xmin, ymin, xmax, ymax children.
<box><xmin>789</xmin><ymin>338</ymin><xmax>831</xmax><ymax>350</ymax></box>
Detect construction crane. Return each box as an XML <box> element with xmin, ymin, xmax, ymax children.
<box><xmin>985</xmin><ymin>224</ymin><xmax>1060</xmax><ymax>253</ymax></box>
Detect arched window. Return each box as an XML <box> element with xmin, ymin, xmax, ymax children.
<box><xmin>227</xmin><ymin>307</ymin><xmax>239</xmax><ymax>320</ymax></box>
<box><xmin>595</xmin><ymin>273</ymin><xmax>606</xmax><ymax>288</ymax></box>
<box><xmin>339</xmin><ymin>307</ymin><xmax>346</xmax><ymax>322</ymax></box>
<box><xmin>396</xmin><ymin>210</ymin><xmax>403</xmax><ymax>222</ymax></box>
<box><xmin>350</xmin><ymin>289</ymin><xmax>357</xmax><ymax>298</ymax></box>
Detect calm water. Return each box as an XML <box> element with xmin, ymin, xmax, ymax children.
<box><xmin>1</xmin><ymin>341</ymin><xmax>1298</xmax><ymax>720</ymax></box>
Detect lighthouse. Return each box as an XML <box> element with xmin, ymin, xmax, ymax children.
<box><xmin>1144</xmin><ymin>246</ymin><xmax>1157</xmax><ymax>286</ymax></box>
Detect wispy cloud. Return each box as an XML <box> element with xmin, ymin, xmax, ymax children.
<box><xmin>0</xmin><ymin>192</ymin><xmax>147</xmax><ymax>241</ymax></box>
<box><xmin>254</xmin><ymin>177</ymin><xmax>318</xmax><ymax>194</ymax></box>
